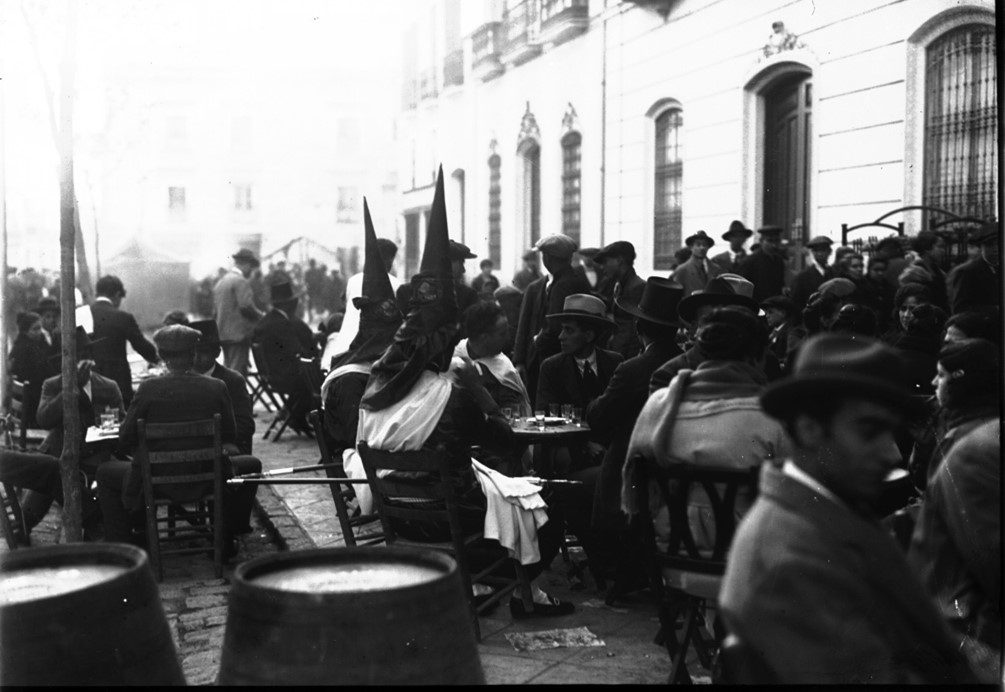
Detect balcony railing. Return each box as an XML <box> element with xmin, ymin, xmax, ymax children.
<box><xmin>620</xmin><ymin>0</ymin><xmax>676</xmax><ymax>18</ymax></box>
<box><xmin>501</xmin><ymin>0</ymin><xmax>541</xmax><ymax>67</ymax></box>
<box><xmin>539</xmin><ymin>0</ymin><xmax>589</xmax><ymax>45</ymax></box>
<box><xmin>443</xmin><ymin>48</ymin><xmax>464</xmax><ymax>88</ymax></box>
<box><xmin>419</xmin><ymin>68</ymin><xmax>438</xmax><ymax>100</ymax></box>
<box><xmin>471</xmin><ymin>22</ymin><xmax>505</xmax><ymax>81</ymax></box>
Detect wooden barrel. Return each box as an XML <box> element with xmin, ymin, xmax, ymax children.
<box><xmin>0</xmin><ymin>542</ymin><xmax>184</xmax><ymax>686</ymax></box>
<box><xmin>218</xmin><ymin>546</ymin><xmax>484</xmax><ymax>685</ymax></box>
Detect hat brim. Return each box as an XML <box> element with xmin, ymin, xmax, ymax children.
<box><xmin>232</xmin><ymin>253</ymin><xmax>261</xmax><ymax>267</ymax></box>
<box><xmin>546</xmin><ymin>312</ymin><xmax>616</xmax><ymax>332</ymax></box>
<box><xmin>272</xmin><ymin>288</ymin><xmax>306</xmax><ymax>303</ymax></box>
<box><xmin>614</xmin><ymin>297</ymin><xmax>679</xmax><ymax>328</ymax></box>
<box><xmin>678</xmin><ymin>293</ymin><xmax>758</xmax><ymax>324</ymax></box>
<box><xmin>722</xmin><ymin>229</ymin><xmax>753</xmax><ymax>241</ymax></box>
<box><xmin>761</xmin><ymin>374</ymin><xmax>927</xmax><ymax>421</ymax></box>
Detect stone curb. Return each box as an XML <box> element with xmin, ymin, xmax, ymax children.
<box><xmin>252</xmin><ymin>484</ymin><xmax>317</xmax><ymax>552</ymax></box>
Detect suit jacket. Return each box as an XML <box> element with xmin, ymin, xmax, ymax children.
<box><xmin>252</xmin><ymin>308</ymin><xmax>316</xmax><ymax>388</ymax></box>
<box><xmin>710</xmin><ymin>249</ymin><xmax>747</xmax><ymax>275</ymax></box>
<box><xmin>210</xmin><ymin>362</ymin><xmax>255</xmax><ymax>455</ymax></box>
<box><xmin>36</xmin><ymin>371</ymin><xmax>124</xmax><ymax>465</ymax></box>
<box><xmin>586</xmin><ymin>339</ymin><xmax>680</xmax><ymax>526</ymax></box>
<box><xmin>606</xmin><ymin>269</ymin><xmax>646</xmax><ymax>358</ymax></box>
<box><xmin>790</xmin><ymin>264</ymin><xmax>834</xmax><ymax>312</ymax></box>
<box><xmin>672</xmin><ymin>257</ymin><xmax>723</xmax><ymax>297</ymax></box>
<box><xmin>738</xmin><ymin>251</ymin><xmax>786</xmax><ymax>302</ymax></box>
<box><xmin>512</xmin><ymin>268</ymin><xmax>592</xmax><ymax>393</ymax></box>
<box><xmin>649</xmin><ymin>345</ymin><xmax>704</xmax><ymax>394</ymax></box>
<box><xmin>90</xmin><ymin>299</ymin><xmax>159</xmax><ymax>405</ymax></box>
<box><xmin>947</xmin><ymin>257</ymin><xmax>999</xmax><ymax>314</ymax></box>
<box><xmin>8</xmin><ymin>335</ymin><xmax>58</xmax><ymax>428</ymax></box>
<box><xmin>535</xmin><ymin>348</ymin><xmax>622</xmax><ymax>412</ymax></box>
<box><xmin>213</xmin><ymin>270</ymin><xmax>261</xmax><ymax>343</ymax></box>
<box><xmin>118</xmin><ymin>372</ymin><xmax>237</xmax><ymax>509</ymax></box>
<box><xmin>719</xmin><ymin>463</ymin><xmax>970</xmax><ymax>684</ymax></box>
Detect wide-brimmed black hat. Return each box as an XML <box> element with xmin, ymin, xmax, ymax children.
<box><xmin>678</xmin><ymin>276</ymin><xmax>758</xmax><ymax>324</ymax></box>
<box><xmin>757</xmin><ymin>225</ymin><xmax>784</xmax><ymax>239</ymax></box>
<box><xmin>269</xmin><ymin>281</ymin><xmax>304</xmax><ymax>304</ymax></box>
<box><xmin>684</xmin><ymin>230</ymin><xmax>715</xmax><ymax>248</ymax></box>
<box><xmin>189</xmin><ymin>319</ymin><xmax>221</xmax><ymax>347</ymax></box>
<box><xmin>761</xmin><ymin>333</ymin><xmax>925</xmax><ymax>419</ymax></box>
<box><xmin>594</xmin><ymin>240</ymin><xmax>637</xmax><ymax>264</ymax></box>
<box><xmin>547</xmin><ymin>294</ymin><xmax>615</xmax><ymax>332</ymax></box>
<box><xmin>34</xmin><ymin>297</ymin><xmax>60</xmax><ymax>315</ymax></box>
<box><xmin>448</xmin><ymin>240</ymin><xmax>477</xmax><ymax>260</ymax></box>
<box><xmin>722</xmin><ymin>221</ymin><xmax>753</xmax><ymax>241</ymax></box>
<box><xmin>616</xmin><ymin>278</ymin><xmax>684</xmax><ymax>328</ymax></box>
<box><xmin>232</xmin><ymin>248</ymin><xmax>260</xmax><ymax>267</ymax></box>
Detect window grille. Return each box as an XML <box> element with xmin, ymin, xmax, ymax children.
<box><xmin>561</xmin><ymin>131</ymin><xmax>582</xmax><ymax>243</ymax></box>
<box><xmin>924</xmin><ymin>24</ymin><xmax>997</xmax><ymax>223</ymax></box>
<box><xmin>654</xmin><ymin>108</ymin><xmax>683</xmax><ymax>270</ymax></box>
<box><xmin>488</xmin><ymin>154</ymin><xmax>502</xmax><ymax>266</ymax></box>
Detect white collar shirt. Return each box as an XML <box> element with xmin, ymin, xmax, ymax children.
<box><xmin>574</xmin><ymin>350</ymin><xmax>598</xmax><ymax>376</ymax></box>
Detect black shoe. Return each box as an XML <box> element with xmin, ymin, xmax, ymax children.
<box><xmin>509</xmin><ymin>596</ymin><xmax>575</xmax><ymax>619</ymax></box>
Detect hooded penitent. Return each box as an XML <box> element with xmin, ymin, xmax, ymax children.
<box><xmin>361</xmin><ymin>166</ymin><xmax>459</xmax><ymax>412</ymax></box>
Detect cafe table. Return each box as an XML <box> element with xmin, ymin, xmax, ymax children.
<box><xmin>509</xmin><ymin>417</ymin><xmax>591</xmax><ymax>478</ymax></box>
<box><xmin>85</xmin><ymin>426</ymin><xmax>120</xmax><ymax>445</ymax></box>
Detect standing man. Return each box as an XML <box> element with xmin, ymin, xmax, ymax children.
<box><xmin>719</xmin><ymin>334</ymin><xmax>973</xmax><ymax>684</ymax></box>
<box><xmin>790</xmin><ymin>236</ymin><xmax>835</xmax><ymax>312</ymax></box>
<box><xmin>593</xmin><ymin>241</ymin><xmax>645</xmax><ymax>359</ymax></box>
<box><xmin>512</xmin><ymin>234</ymin><xmax>591</xmax><ymax>398</ymax></box>
<box><xmin>471</xmin><ymin>259</ymin><xmax>501</xmax><ymax>300</ymax></box>
<box><xmin>671</xmin><ymin>231</ymin><xmax>722</xmax><ymax>296</ymax></box>
<box><xmin>738</xmin><ymin>225</ymin><xmax>787</xmax><ymax>302</ymax></box>
<box><xmin>214</xmin><ymin>248</ymin><xmax>265</xmax><ymax>377</ymax></box>
<box><xmin>512</xmin><ymin>250</ymin><xmax>542</xmax><ymax>291</ymax></box>
<box><xmin>449</xmin><ymin>241</ymin><xmax>480</xmax><ymax>314</ymax></box>
<box><xmin>303</xmin><ymin>258</ymin><xmax>325</xmax><ymax>322</ymax></box>
<box><xmin>711</xmin><ymin>221</ymin><xmax>752</xmax><ymax>274</ymax></box>
<box><xmin>947</xmin><ymin>221</ymin><xmax>999</xmax><ymax>314</ymax></box>
<box><xmin>90</xmin><ymin>275</ymin><xmax>159</xmax><ymax>408</ymax></box>
<box><xmin>34</xmin><ymin>296</ymin><xmax>62</xmax><ymax>363</ymax></box>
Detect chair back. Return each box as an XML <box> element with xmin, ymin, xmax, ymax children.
<box><xmin>136</xmin><ymin>415</ymin><xmax>223</xmax><ymax>504</ymax></box>
<box><xmin>9</xmin><ymin>380</ymin><xmax>28</xmax><ymax>450</ymax></box>
<box><xmin>250</xmin><ymin>343</ymin><xmax>274</xmax><ymax>383</ymax></box>
<box><xmin>635</xmin><ymin>457</ymin><xmax>760</xmax><ymax>575</ymax></box>
<box><xmin>299</xmin><ymin>357</ymin><xmax>323</xmax><ymax>410</ymax></box>
<box><xmin>356</xmin><ymin>442</ymin><xmax>462</xmax><ymax>548</ymax></box>
<box><xmin>308</xmin><ymin>410</ymin><xmax>384</xmax><ymax>546</ymax></box>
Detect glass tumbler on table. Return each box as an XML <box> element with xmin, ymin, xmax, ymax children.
<box><xmin>548</xmin><ymin>403</ymin><xmax>561</xmax><ymax>419</ymax></box>
<box><xmin>534</xmin><ymin>410</ymin><xmax>546</xmax><ymax>430</ymax></box>
<box><xmin>560</xmin><ymin>404</ymin><xmax>573</xmax><ymax>423</ymax></box>
<box><xmin>571</xmin><ymin>407</ymin><xmax>583</xmax><ymax>427</ymax></box>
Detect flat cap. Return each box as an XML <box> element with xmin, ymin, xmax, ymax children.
<box><xmin>448</xmin><ymin>240</ymin><xmax>477</xmax><ymax>260</ymax></box>
<box><xmin>232</xmin><ymin>248</ymin><xmax>260</xmax><ymax>266</ymax></box>
<box><xmin>817</xmin><ymin>277</ymin><xmax>858</xmax><ymax>298</ymax></box>
<box><xmin>153</xmin><ymin>324</ymin><xmax>201</xmax><ymax>355</ymax></box>
<box><xmin>594</xmin><ymin>240</ymin><xmax>636</xmax><ymax>264</ymax></box>
<box><xmin>534</xmin><ymin>234</ymin><xmax>578</xmax><ymax>260</ymax></box>
<box><xmin>806</xmin><ymin>235</ymin><xmax>834</xmax><ymax>248</ymax></box>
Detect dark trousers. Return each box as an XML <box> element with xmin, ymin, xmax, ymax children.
<box><xmin>0</xmin><ymin>449</ymin><xmax>64</xmax><ymax>529</ymax></box>
<box><xmin>96</xmin><ymin>455</ymin><xmax>261</xmax><ymax>544</ymax></box>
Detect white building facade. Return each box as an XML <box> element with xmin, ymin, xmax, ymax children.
<box><xmin>396</xmin><ymin>0</ymin><xmax>997</xmax><ymax>280</ymax></box>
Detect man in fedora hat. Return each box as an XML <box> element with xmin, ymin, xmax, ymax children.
<box><xmin>718</xmin><ymin>333</ymin><xmax>973</xmax><ymax>684</ymax></box>
<box><xmin>584</xmin><ymin>278</ymin><xmax>685</xmax><ymax>588</ymax></box>
<box><xmin>947</xmin><ymin>220</ymin><xmax>1000</xmax><ymax>314</ymax></box>
<box><xmin>738</xmin><ymin>225</ymin><xmax>787</xmax><ymax>303</ymax></box>
<box><xmin>513</xmin><ymin>233</ymin><xmax>591</xmax><ymax>398</ymax></box>
<box><xmin>252</xmin><ymin>280</ymin><xmax>317</xmax><ymax>434</ymax></box>
<box><xmin>90</xmin><ymin>275</ymin><xmax>160</xmax><ymax>408</ymax></box>
<box><xmin>649</xmin><ymin>275</ymin><xmax>758</xmax><ymax>393</ymax></box>
<box><xmin>34</xmin><ymin>296</ymin><xmax>62</xmax><ymax>362</ymax></box>
<box><xmin>672</xmin><ymin>230</ymin><xmax>723</xmax><ymax>297</ymax></box>
<box><xmin>536</xmin><ymin>293</ymin><xmax>622</xmax><ymax>415</ymax></box>
<box><xmin>37</xmin><ymin>326</ymin><xmax>125</xmax><ymax>476</ymax></box>
<box><xmin>594</xmin><ymin>240</ymin><xmax>646</xmax><ymax>358</ymax></box>
<box><xmin>790</xmin><ymin>235</ymin><xmax>836</xmax><ymax>312</ymax></box>
<box><xmin>214</xmin><ymin>248</ymin><xmax>266</xmax><ymax>376</ymax></box>
<box><xmin>711</xmin><ymin>221</ymin><xmax>753</xmax><ymax>274</ymax></box>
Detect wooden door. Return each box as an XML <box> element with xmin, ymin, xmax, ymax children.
<box><xmin>764</xmin><ymin>73</ymin><xmax>812</xmax><ymax>242</ymax></box>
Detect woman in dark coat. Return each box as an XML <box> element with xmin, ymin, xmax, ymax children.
<box><xmin>8</xmin><ymin>311</ymin><xmax>56</xmax><ymax>428</ymax></box>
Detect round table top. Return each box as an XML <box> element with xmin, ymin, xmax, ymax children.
<box><xmin>509</xmin><ymin>418</ymin><xmax>591</xmax><ymax>443</ymax></box>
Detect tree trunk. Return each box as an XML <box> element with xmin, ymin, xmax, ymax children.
<box><xmin>58</xmin><ymin>0</ymin><xmax>82</xmax><ymax>543</ymax></box>
<box><xmin>74</xmin><ymin>199</ymin><xmax>94</xmax><ymax>303</ymax></box>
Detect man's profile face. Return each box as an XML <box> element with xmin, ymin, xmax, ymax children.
<box><xmin>803</xmin><ymin>398</ymin><xmax>903</xmax><ymax>504</ymax></box>
<box><xmin>558</xmin><ymin>320</ymin><xmax>593</xmax><ymax>356</ymax></box>
<box><xmin>690</xmin><ymin>241</ymin><xmax>710</xmax><ymax>260</ymax></box>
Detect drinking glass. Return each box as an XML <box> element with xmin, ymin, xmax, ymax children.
<box><xmin>571</xmin><ymin>408</ymin><xmax>583</xmax><ymax>427</ymax></box>
<box><xmin>534</xmin><ymin>410</ymin><xmax>546</xmax><ymax>430</ymax></box>
<box><xmin>501</xmin><ymin>407</ymin><xmax>513</xmax><ymax>423</ymax></box>
<box><xmin>560</xmin><ymin>404</ymin><xmax>573</xmax><ymax>423</ymax></box>
<box><xmin>548</xmin><ymin>403</ymin><xmax>561</xmax><ymax>418</ymax></box>
<box><xmin>99</xmin><ymin>407</ymin><xmax>117</xmax><ymax>430</ymax></box>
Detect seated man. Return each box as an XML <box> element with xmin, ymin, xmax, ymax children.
<box><xmin>718</xmin><ymin>334</ymin><xmax>974</xmax><ymax>684</ymax></box>
<box><xmin>454</xmin><ymin>301</ymin><xmax>532</xmax><ymax>476</ymax></box>
<box><xmin>97</xmin><ymin>325</ymin><xmax>258</xmax><ymax>552</ymax></box>
<box><xmin>252</xmin><ymin>281</ymin><xmax>318</xmax><ymax>433</ymax></box>
<box><xmin>0</xmin><ymin>448</ymin><xmax>64</xmax><ymax>536</ymax></box>
<box><xmin>190</xmin><ymin>318</ymin><xmax>262</xmax><ymax>533</ymax></box>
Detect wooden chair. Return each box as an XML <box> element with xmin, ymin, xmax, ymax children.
<box><xmin>136</xmin><ymin>414</ymin><xmax>225</xmax><ymax>581</ymax></box>
<box><xmin>244</xmin><ymin>366</ymin><xmax>278</xmax><ymax>413</ymax></box>
<box><xmin>251</xmin><ymin>342</ymin><xmax>291</xmax><ymax>442</ymax></box>
<box><xmin>357</xmin><ymin>442</ymin><xmax>533</xmax><ymax>641</ymax></box>
<box><xmin>308</xmin><ymin>410</ymin><xmax>384</xmax><ymax>547</ymax></box>
<box><xmin>8</xmin><ymin>380</ymin><xmax>44</xmax><ymax>451</ymax></box>
<box><xmin>1</xmin><ymin>384</ymin><xmax>31</xmax><ymax>549</ymax></box>
<box><xmin>632</xmin><ymin>458</ymin><xmax>760</xmax><ymax>684</ymax></box>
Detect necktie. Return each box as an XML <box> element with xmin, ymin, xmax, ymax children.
<box><xmin>697</xmin><ymin>261</ymin><xmax>707</xmax><ymax>286</ymax></box>
<box><xmin>581</xmin><ymin>361</ymin><xmax>600</xmax><ymax>401</ymax></box>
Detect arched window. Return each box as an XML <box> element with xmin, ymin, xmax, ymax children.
<box><xmin>561</xmin><ymin>131</ymin><xmax>582</xmax><ymax>242</ymax></box>
<box><xmin>488</xmin><ymin>154</ymin><xmax>502</xmax><ymax>266</ymax></box>
<box><xmin>923</xmin><ymin>24</ymin><xmax>997</xmax><ymax>221</ymax></box>
<box><xmin>518</xmin><ymin>140</ymin><xmax>541</xmax><ymax>247</ymax></box>
<box><xmin>653</xmin><ymin>106</ymin><xmax>683</xmax><ymax>270</ymax></box>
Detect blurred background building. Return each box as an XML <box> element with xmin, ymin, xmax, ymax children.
<box><xmin>396</xmin><ymin>0</ymin><xmax>997</xmax><ymax>279</ymax></box>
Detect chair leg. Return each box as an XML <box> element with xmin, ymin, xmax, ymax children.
<box><xmin>145</xmin><ymin>501</ymin><xmax>163</xmax><ymax>582</ymax></box>
<box><xmin>667</xmin><ymin>600</ymin><xmax>698</xmax><ymax>685</ymax></box>
<box><xmin>514</xmin><ymin>562</ymin><xmax>534</xmax><ymax>610</ymax></box>
<box><xmin>213</xmin><ymin>497</ymin><xmax>224</xmax><ymax>579</ymax></box>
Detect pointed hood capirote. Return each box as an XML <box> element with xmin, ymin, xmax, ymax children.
<box><xmin>361</xmin><ymin>166</ymin><xmax>461</xmax><ymax>411</ymax></box>
<box><xmin>329</xmin><ymin>197</ymin><xmax>403</xmax><ymax>371</ymax></box>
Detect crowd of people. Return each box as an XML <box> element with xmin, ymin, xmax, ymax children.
<box><xmin>2</xmin><ymin>163</ymin><xmax>1000</xmax><ymax>682</ymax></box>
